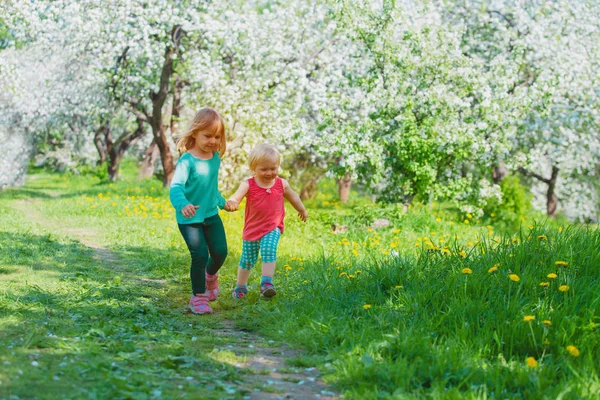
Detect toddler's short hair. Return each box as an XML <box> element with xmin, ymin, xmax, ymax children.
<box><xmin>249</xmin><ymin>144</ymin><xmax>281</xmax><ymax>172</ymax></box>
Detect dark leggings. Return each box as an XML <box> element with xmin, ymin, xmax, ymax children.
<box><xmin>178</xmin><ymin>214</ymin><xmax>228</xmax><ymax>295</ymax></box>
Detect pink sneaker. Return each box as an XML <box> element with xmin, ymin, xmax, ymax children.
<box><xmin>189</xmin><ymin>295</ymin><xmax>213</xmax><ymax>314</ymax></box>
<box><xmin>206</xmin><ymin>274</ymin><xmax>219</xmax><ymax>301</ymax></box>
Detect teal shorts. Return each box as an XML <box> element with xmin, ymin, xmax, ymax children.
<box><xmin>239</xmin><ymin>228</ymin><xmax>281</xmax><ymax>270</ymax></box>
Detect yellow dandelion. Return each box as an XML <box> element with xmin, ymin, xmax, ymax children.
<box><xmin>285</xmin><ymin>265</ymin><xmax>292</xmax><ymax>271</ymax></box>
<box><xmin>363</xmin><ymin>304</ymin><xmax>372</xmax><ymax>310</ymax></box>
<box><xmin>395</xmin><ymin>285</ymin><xmax>403</xmax><ymax>289</ymax></box>
<box><xmin>538</xmin><ymin>235</ymin><xmax>547</xmax><ymax>240</ymax></box>
<box><xmin>542</xmin><ymin>320</ymin><xmax>552</xmax><ymax>326</ymax></box>
<box><xmin>559</xmin><ymin>285</ymin><xmax>569</xmax><ymax>292</ymax></box>
<box><xmin>462</xmin><ymin>268</ymin><xmax>472</xmax><ymax>274</ymax></box>
<box><xmin>539</xmin><ymin>282</ymin><xmax>550</xmax><ymax>287</ymax></box>
<box><xmin>464</xmin><ymin>219</ymin><xmax>470</xmax><ymax>224</ymax></box>
<box><xmin>566</xmin><ymin>345</ymin><xmax>580</xmax><ymax>357</ymax></box>
<box><xmin>352</xmin><ymin>249</ymin><xmax>359</xmax><ymax>256</ymax></box>
<box><xmin>339</xmin><ymin>272</ymin><xmax>347</xmax><ymax>277</ymax></box>
<box><xmin>509</xmin><ymin>274</ymin><xmax>520</xmax><ymax>282</ymax></box>
<box><xmin>554</xmin><ymin>261</ymin><xmax>568</xmax><ymax>267</ymax></box>
<box><xmin>467</xmin><ymin>241</ymin><xmax>474</xmax><ymax>247</ymax></box>
<box><xmin>523</xmin><ymin>315</ymin><xmax>535</xmax><ymax>322</ymax></box>
<box><xmin>459</xmin><ymin>250</ymin><xmax>467</xmax><ymax>258</ymax></box>
<box><xmin>525</xmin><ymin>357</ymin><xmax>538</xmax><ymax>368</ymax></box>
<box><xmin>547</xmin><ymin>273</ymin><xmax>558</xmax><ymax>279</ymax></box>
<box><xmin>488</xmin><ymin>265</ymin><xmax>499</xmax><ymax>273</ymax></box>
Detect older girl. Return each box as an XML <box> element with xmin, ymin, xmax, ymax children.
<box><xmin>170</xmin><ymin>107</ymin><xmax>236</xmax><ymax>314</ymax></box>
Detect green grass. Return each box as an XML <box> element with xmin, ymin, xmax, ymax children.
<box><xmin>1</xmin><ymin>162</ymin><xmax>599</xmax><ymax>399</ymax></box>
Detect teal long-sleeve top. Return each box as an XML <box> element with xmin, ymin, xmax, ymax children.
<box><xmin>169</xmin><ymin>152</ymin><xmax>226</xmax><ymax>224</ymax></box>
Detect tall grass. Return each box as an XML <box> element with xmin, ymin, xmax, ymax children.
<box><xmin>1</xmin><ymin>163</ymin><xmax>598</xmax><ymax>399</ymax></box>
<box><xmin>254</xmin><ymin>224</ymin><xmax>600</xmax><ymax>398</ymax></box>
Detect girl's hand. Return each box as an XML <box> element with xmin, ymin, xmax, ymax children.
<box><xmin>298</xmin><ymin>209</ymin><xmax>308</xmax><ymax>222</ymax></box>
<box><xmin>182</xmin><ymin>204</ymin><xmax>200</xmax><ymax>218</ymax></box>
<box><xmin>224</xmin><ymin>200</ymin><xmax>239</xmax><ymax>212</ymax></box>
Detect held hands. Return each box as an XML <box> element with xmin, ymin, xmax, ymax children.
<box><xmin>224</xmin><ymin>200</ymin><xmax>239</xmax><ymax>212</ymax></box>
<box><xmin>182</xmin><ymin>204</ymin><xmax>200</xmax><ymax>218</ymax></box>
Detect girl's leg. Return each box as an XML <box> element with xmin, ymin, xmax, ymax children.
<box><xmin>233</xmin><ymin>240</ymin><xmax>259</xmax><ymax>299</ymax></box>
<box><xmin>178</xmin><ymin>223</ymin><xmax>209</xmax><ymax>296</ymax></box>
<box><xmin>260</xmin><ymin>262</ymin><xmax>276</xmax><ymax>278</ymax></box>
<box><xmin>203</xmin><ymin>214</ymin><xmax>228</xmax><ymax>276</ymax></box>
<box><xmin>236</xmin><ymin>268</ymin><xmax>252</xmax><ymax>286</ymax></box>
<box><xmin>259</xmin><ymin>228</ymin><xmax>281</xmax><ymax>297</ymax></box>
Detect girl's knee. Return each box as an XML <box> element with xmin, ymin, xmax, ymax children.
<box><xmin>240</xmin><ymin>261</ymin><xmax>255</xmax><ymax>270</ymax></box>
<box><xmin>239</xmin><ymin>253</ymin><xmax>258</xmax><ymax>270</ymax></box>
<box><xmin>190</xmin><ymin>249</ymin><xmax>208</xmax><ymax>263</ymax></box>
<box><xmin>213</xmin><ymin>247</ymin><xmax>228</xmax><ymax>264</ymax></box>
<box><xmin>261</xmin><ymin>248</ymin><xmax>278</xmax><ymax>263</ymax></box>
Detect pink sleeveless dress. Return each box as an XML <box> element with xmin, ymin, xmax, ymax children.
<box><xmin>242</xmin><ymin>177</ymin><xmax>285</xmax><ymax>241</ymax></box>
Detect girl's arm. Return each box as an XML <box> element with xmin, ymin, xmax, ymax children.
<box><xmin>282</xmin><ymin>179</ymin><xmax>308</xmax><ymax>222</ymax></box>
<box><xmin>225</xmin><ymin>179</ymin><xmax>250</xmax><ymax>211</ymax></box>
<box><xmin>169</xmin><ymin>156</ymin><xmax>199</xmax><ymax>218</ymax></box>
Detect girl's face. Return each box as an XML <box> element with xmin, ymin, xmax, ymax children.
<box><xmin>254</xmin><ymin>158</ymin><xmax>280</xmax><ymax>184</ymax></box>
<box><xmin>194</xmin><ymin>129</ymin><xmax>221</xmax><ymax>155</ymax></box>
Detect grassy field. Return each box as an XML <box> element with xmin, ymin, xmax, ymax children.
<box><xmin>1</xmin><ymin>163</ymin><xmax>599</xmax><ymax>399</ymax></box>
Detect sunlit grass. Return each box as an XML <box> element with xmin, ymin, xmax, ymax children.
<box><xmin>1</xmin><ymin>163</ymin><xmax>598</xmax><ymax>399</ymax></box>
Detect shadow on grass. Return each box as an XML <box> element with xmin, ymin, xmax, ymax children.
<box><xmin>0</xmin><ymin>187</ymin><xmax>60</xmax><ymax>200</ymax></box>
<box><xmin>1</xmin><ymin>290</ymin><xmax>244</xmax><ymax>399</ymax></box>
<box><xmin>0</xmin><ymin>231</ymin><xmax>95</xmax><ymax>275</ymax></box>
<box><xmin>0</xmin><ymin>230</ymin><xmax>186</xmax><ymax>280</ymax></box>
<box><xmin>0</xmin><ymin>239</ymin><xmax>247</xmax><ymax>399</ymax></box>
<box><xmin>0</xmin><ymin>184</ymin><xmax>133</xmax><ymax>202</ymax></box>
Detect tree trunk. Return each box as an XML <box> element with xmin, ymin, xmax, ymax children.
<box><xmin>104</xmin><ymin>118</ymin><xmax>147</xmax><ymax>182</ymax></box>
<box><xmin>94</xmin><ymin>125</ymin><xmax>108</xmax><ymax>166</ymax></box>
<box><xmin>107</xmin><ymin>157</ymin><xmax>120</xmax><ymax>182</ymax></box>
<box><xmin>104</xmin><ymin>126</ymin><xmax>120</xmax><ymax>182</ymax></box>
<box><xmin>546</xmin><ymin>166</ymin><xmax>559</xmax><ymax>217</ymax></box>
<box><xmin>139</xmin><ymin>139</ymin><xmax>159</xmax><ymax>179</ymax></box>
<box><xmin>518</xmin><ymin>165</ymin><xmax>559</xmax><ymax>217</ymax></box>
<box><xmin>149</xmin><ymin>25</ymin><xmax>182</xmax><ymax>187</ymax></box>
<box><xmin>153</xmin><ymin>120</ymin><xmax>175</xmax><ymax>186</ymax></box>
<box><xmin>299</xmin><ymin>177</ymin><xmax>318</xmax><ymax>200</ymax></box>
<box><xmin>170</xmin><ymin>76</ymin><xmax>185</xmax><ymax>146</ymax></box>
<box><xmin>338</xmin><ymin>172</ymin><xmax>352</xmax><ymax>203</ymax></box>
<box><xmin>492</xmin><ymin>161</ymin><xmax>508</xmax><ymax>184</ymax></box>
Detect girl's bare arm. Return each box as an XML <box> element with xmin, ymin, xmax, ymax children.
<box><xmin>282</xmin><ymin>179</ymin><xmax>308</xmax><ymax>222</ymax></box>
<box><xmin>226</xmin><ymin>179</ymin><xmax>250</xmax><ymax>211</ymax></box>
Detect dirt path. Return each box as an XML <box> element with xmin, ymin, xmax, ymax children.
<box><xmin>11</xmin><ymin>199</ymin><xmax>341</xmax><ymax>399</ymax></box>
<box><xmin>213</xmin><ymin>321</ymin><xmax>337</xmax><ymax>399</ymax></box>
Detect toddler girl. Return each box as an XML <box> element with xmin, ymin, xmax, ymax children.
<box><xmin>227</xmin><ymin>143</ymin><xmax>308</xmax><ymax>299</ymax></box>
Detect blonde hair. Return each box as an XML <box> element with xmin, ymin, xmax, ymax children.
<box><xmin>249</xmin><ymin>143</ymin><xmax>281</xmax><ymax>172</ymax></box>
<box><xmin>176</xmin><ymin>107</ymin><xmax>226</xmax><ymax>154</ymax></box>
